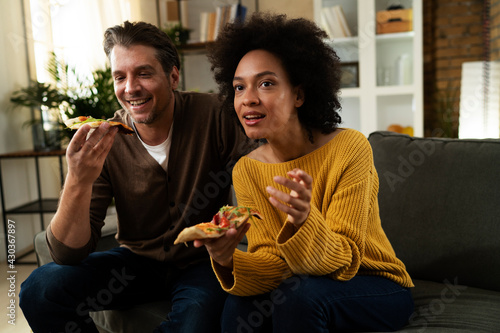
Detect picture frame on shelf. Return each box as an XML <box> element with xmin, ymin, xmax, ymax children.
<box><xmin>340</xmin><ymin>62</ymin><xmax>359</xmax><ymax>88</ymax></box>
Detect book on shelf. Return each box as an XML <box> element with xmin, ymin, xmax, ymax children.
<box><xmin>321</xmin><ymin>5</ymin><xmax>352</xmax><ymax>39</ymax></box>
<box><xmin>207</xmin><ymin>11</ymin><xmax>217</xmax><ymax>42</ymax></box>
<box><xmin>166</xmin><ymin>0</ymin><xmax>189</xmax><ymax>26</ymax></box>
<box><xmin>200</xmin><ymin>12</ymin><xmax>209</xmax><ymax>42</ymax></box>
<box><xmin>199</xmin><ymin>3</ymin><xmax>247</xmax><ymax>42</ymax></box>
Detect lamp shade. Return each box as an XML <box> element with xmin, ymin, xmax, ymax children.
<box><xmin>459</xmin><ymin>61</ymin><xmax>500</xmax><ymax>139</ymax></box>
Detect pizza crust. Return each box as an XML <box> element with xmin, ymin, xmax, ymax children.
<box><xmin>173</xmin><ymin>223</ymin><xmax>224</xmax><ymax>245</ymax></box>
<box><xmin>64</xmin><ymin>117</ymin><xmax>134</xmax><ymax>135</ymax></box>
<box><xmin>173</xmin><ymin>206</ymin><xmax>262</xmax><ymax>245</ymax></box>
<box><xmin>67</xmin><ymin>121</ymin><xmax>102</xmax><ymax>130</ymax></box>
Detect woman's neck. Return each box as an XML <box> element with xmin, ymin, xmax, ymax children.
<box><xmin>258</xmin><ymin>129</ymin><xmax>342</xmax><ymax>163</ymax></box>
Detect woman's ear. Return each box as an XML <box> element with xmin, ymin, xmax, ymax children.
<box><xmin>294</xmin><ymin>85</ymin><xmax>305</xmax><ymax>108</ymax></box>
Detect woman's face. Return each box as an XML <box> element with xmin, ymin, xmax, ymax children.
<box><xmin>232</xmin><ymin>49</ymin><xmax>304</xmax><ymax>141</ymax></box>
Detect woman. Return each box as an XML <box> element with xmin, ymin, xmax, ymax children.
<box><xmin>196</xmin><ymin>13</ymin><xmax>414</xmax><ymax>332</ymax></box>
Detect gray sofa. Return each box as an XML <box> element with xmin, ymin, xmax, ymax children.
<box><xmin>33</xmin><ymin>131</ymin><xmax>500</xmax><ymax>332</ymax></box>
<box><xmin>368</xmin><ymin>131</ymin><xmax>500</xmax><ymax>332</ymax></box>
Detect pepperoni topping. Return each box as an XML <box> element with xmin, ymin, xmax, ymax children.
<box><xmin>219</xmin><ymin>215</ymin><xmax>230</xmax><ymax>228</ymax></box>
<box><xmin>213</xmin><ymin>212</ymin><xmax>220</xmax><ymax>225</ymax></box>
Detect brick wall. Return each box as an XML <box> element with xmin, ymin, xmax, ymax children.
<box><xmin>491</xmin><ymin>0</ymin><xmax>500</xmax><ymax>60</ymax></box>
<box><xmin>423</xmin><ymin>0</ymin><xmax>485</xmax><ymax>137</ymax></box>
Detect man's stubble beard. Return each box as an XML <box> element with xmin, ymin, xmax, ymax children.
<box><xmin>133</xmin><ymin>108</ymin><xmax>161</xmax><ymax>125</ymax></box>
<box><xmin>119</xmin><ymin>99</ymin><xmax>162</xmax><ymax>125</ymax></box>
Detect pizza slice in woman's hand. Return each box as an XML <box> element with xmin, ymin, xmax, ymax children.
<box><xmin>174</xmin><ymin>206</ymin><xmax>262</xmax><ymax>245</ymax></box>
<box><xmin>64</xmin><ymin>116</ymin><xmax>134</xmax><ymax>135</ymax></box>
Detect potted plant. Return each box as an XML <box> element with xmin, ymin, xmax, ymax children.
<box><xmin>10</xmin><ymin>80</ymin><xmax>67</xmax><ymax>151</ymax></box>
<box><xmin>10</xmin><ymin>54</ymin><xmax>121</xmax><ymax>150</ymax></box>
<box><xmin>59</xmin><ymin>65</ymin><xmax>120</xmax><ymax>140</ymax></box>
<box><xmin>162</xmin><ymin>23</ymin><xmax>192</xmax><ymax>46</ymax></box>
<box><xmin>46</xmin><ymin>53</ymin><xmax>119</xmax><ymax>139</ymax></box>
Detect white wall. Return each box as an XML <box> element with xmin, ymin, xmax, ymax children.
<box><xmin>0</xmin><ymin>1</ymin><xmax>32</xmax><ymax>152</ymax></box>
<box><xmin>130</xmin><ymin>0</ymin><xmax>159</xmax><ymax>24</ymax></box>
<box><xmin>0</xmin><ymin>0</ymin><xmax>49</xmax><ymax>262</ymax></box>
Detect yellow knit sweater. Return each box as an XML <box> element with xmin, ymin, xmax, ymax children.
<box><xmin>213</xmin><ymin>129</ymin><xmax>413</xmax><ymax>296</ymax></box>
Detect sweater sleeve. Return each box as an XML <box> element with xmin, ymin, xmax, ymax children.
<box><xmin>276</xmin><ymin>135</ymin><xmax>374</xmax><ymax>281</ymax></box>
<box><xmin>212</xmin><ymin>161</ymin><xmax>293</xmax><ymax>296</ymax></box>
<box><xmin>45</xmin><ymin>225</ymin><xmax>93</xmax><ymax>265</ymax></box>
<box><xmin>46</xmin><ymin>162</ymin><xmax>112</xmax><ymax>265</ymax></box>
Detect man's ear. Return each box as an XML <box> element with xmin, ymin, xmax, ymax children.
<box><xmin>170</xmin><ymin>66</ymin><xmax>180</xmax><ymax>90</ymax></box>
<box><xmin>294</xmin><ymin>85</ymin><xmax>305</xmax><ymax>108</ymax></box>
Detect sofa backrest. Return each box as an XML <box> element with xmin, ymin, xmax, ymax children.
<box><xmin>368</xmin><ymin>131</ymin><xmax>500</xmax><ymax>292</ymax></box>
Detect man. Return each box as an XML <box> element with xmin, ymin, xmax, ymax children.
<box><xmin>20</xmin><ymin>21</ymin><xmax>251</xmax><ymax>332</ymax></box>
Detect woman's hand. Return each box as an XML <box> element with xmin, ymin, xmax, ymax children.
<box><xmin>266</xmin><ymin>168</ymin><xmax>312</xmax><ymax>227</ymax></box>
<box><xmin>194</xmin><ymin>222</ymin><xmax>251</xmax><ymax>269</ymax></box>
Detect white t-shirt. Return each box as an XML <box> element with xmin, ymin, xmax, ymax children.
<box><xmin>133</xmin><ymin>122</ymin><xmax>173</xmax><ymax>172</ymax></box>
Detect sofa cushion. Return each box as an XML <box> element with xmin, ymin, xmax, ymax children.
<box><xmin>90</xmin><ymin>300</ymin><xmax>170</xmax><ymax>333</ymax></box>
<box><xmin>364</xmin><ymin>279</ymin><xmax>500</xmax><ymax>333</ymax></box>
<box><xmin>401</xmin><ymin>279</ymin><xmax>500</xmax><ymax>332</ymax></box>
<box><xmin>368</xmin><ymin>131</ymin><xmax>500</xmax><ymax>292</ymax></box>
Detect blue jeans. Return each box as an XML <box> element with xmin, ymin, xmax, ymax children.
<box><xmin>222</xmin><ymin>275</ymin><xmax>414</xmax><ymax>333</ymax></box>
<box><xmin>20</xmin><ymin>247</ymin><xmax>226</xmax><ymax>332</ymax></box>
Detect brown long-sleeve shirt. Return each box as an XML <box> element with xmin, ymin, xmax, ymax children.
<box><xmin>47</xmin><ymin>91</ymin><xmax>251</xmax><ymax>266</ymax></box>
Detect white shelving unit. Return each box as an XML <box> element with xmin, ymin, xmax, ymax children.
<box><xmin>314</xmin><ymin>0</ymin><xmax>423</xmax><ymax>137</ymax></box>
<box><xmin>161</xmin><ymin>0</ymin><xmax>258</xmax><ymax>92</ymax></box>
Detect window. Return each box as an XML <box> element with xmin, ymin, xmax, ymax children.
<box><xmin>28</xmin><ymin>0</ymin><xmax>132</xmax><ymax>85</ymax></box>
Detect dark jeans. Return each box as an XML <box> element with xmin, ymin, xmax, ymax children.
<box><xmin>222</xmin><ymin>275</ymin><xmax>414</xmax><ymax>333</ymax></box>
<box><xmin>20</xmin><ymin>247</ymin><xmax>226</xmax><ymax>333</ymax></box>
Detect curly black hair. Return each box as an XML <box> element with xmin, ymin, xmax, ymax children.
<box><xmin>207</xmin><ymin>12</ymin><xmax>342</xmax><ymax>138</ymax></box>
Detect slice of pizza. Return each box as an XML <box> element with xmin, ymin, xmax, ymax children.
<box><xmin>64</xmin><ymin>116</ymin><xmax>134</xmax><ymax>135</ymax></box>
<box><xmin>174</xmin><ymin>205</ymin><xmax>262</xmax><ymax>245</ymax></box>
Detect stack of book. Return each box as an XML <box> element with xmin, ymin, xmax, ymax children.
<box><xmin>200</xmin><ymin>3</ymin><xmax>247</xmax><ymax>42</ymax></box>
<box><xmin>320</xmin><ymin>5</ymin><xmax>352</xmax><ymax>39</ymax></box>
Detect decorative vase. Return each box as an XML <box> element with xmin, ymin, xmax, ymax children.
<box><xmin>32</xmin><ymin>107</ymin><xmax>62</xmax><ymax>152</ymax></box>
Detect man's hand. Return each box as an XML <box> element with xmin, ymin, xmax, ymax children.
<box><xmin>266</xmin><ymin>168</ymin><xmax>312</xmax><ymax>227</ymax></box>
<box><xmin>49</xmin><ymin>122</ymin><xmax>118</xmax><ymax>249</ymax></box>
<box><xmin>194</xmin><ymin>223</ymin><xmax>251</xmax><ymax>269</ymax></box>
<box><xmin>66</xmin><ymin>122</ymin><xmax>118</xmax><ymax>186</ymax></box>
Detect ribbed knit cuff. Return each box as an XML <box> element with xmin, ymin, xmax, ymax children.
<box><xmin>211</xmin><ymin>257</ymin><xmax>235</xmax><ymax>290</ymax></box>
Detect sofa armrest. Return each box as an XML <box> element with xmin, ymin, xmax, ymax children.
<box><xmin>34</xmin><ymin>213</ymin><xmax>119</xmax><ymax>267</ymax></box>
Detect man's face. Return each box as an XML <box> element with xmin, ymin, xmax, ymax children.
<box><xmin>110</xmin><ymin>44</ymin><xmax>178</xmax><ymax>124</ymax></box>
